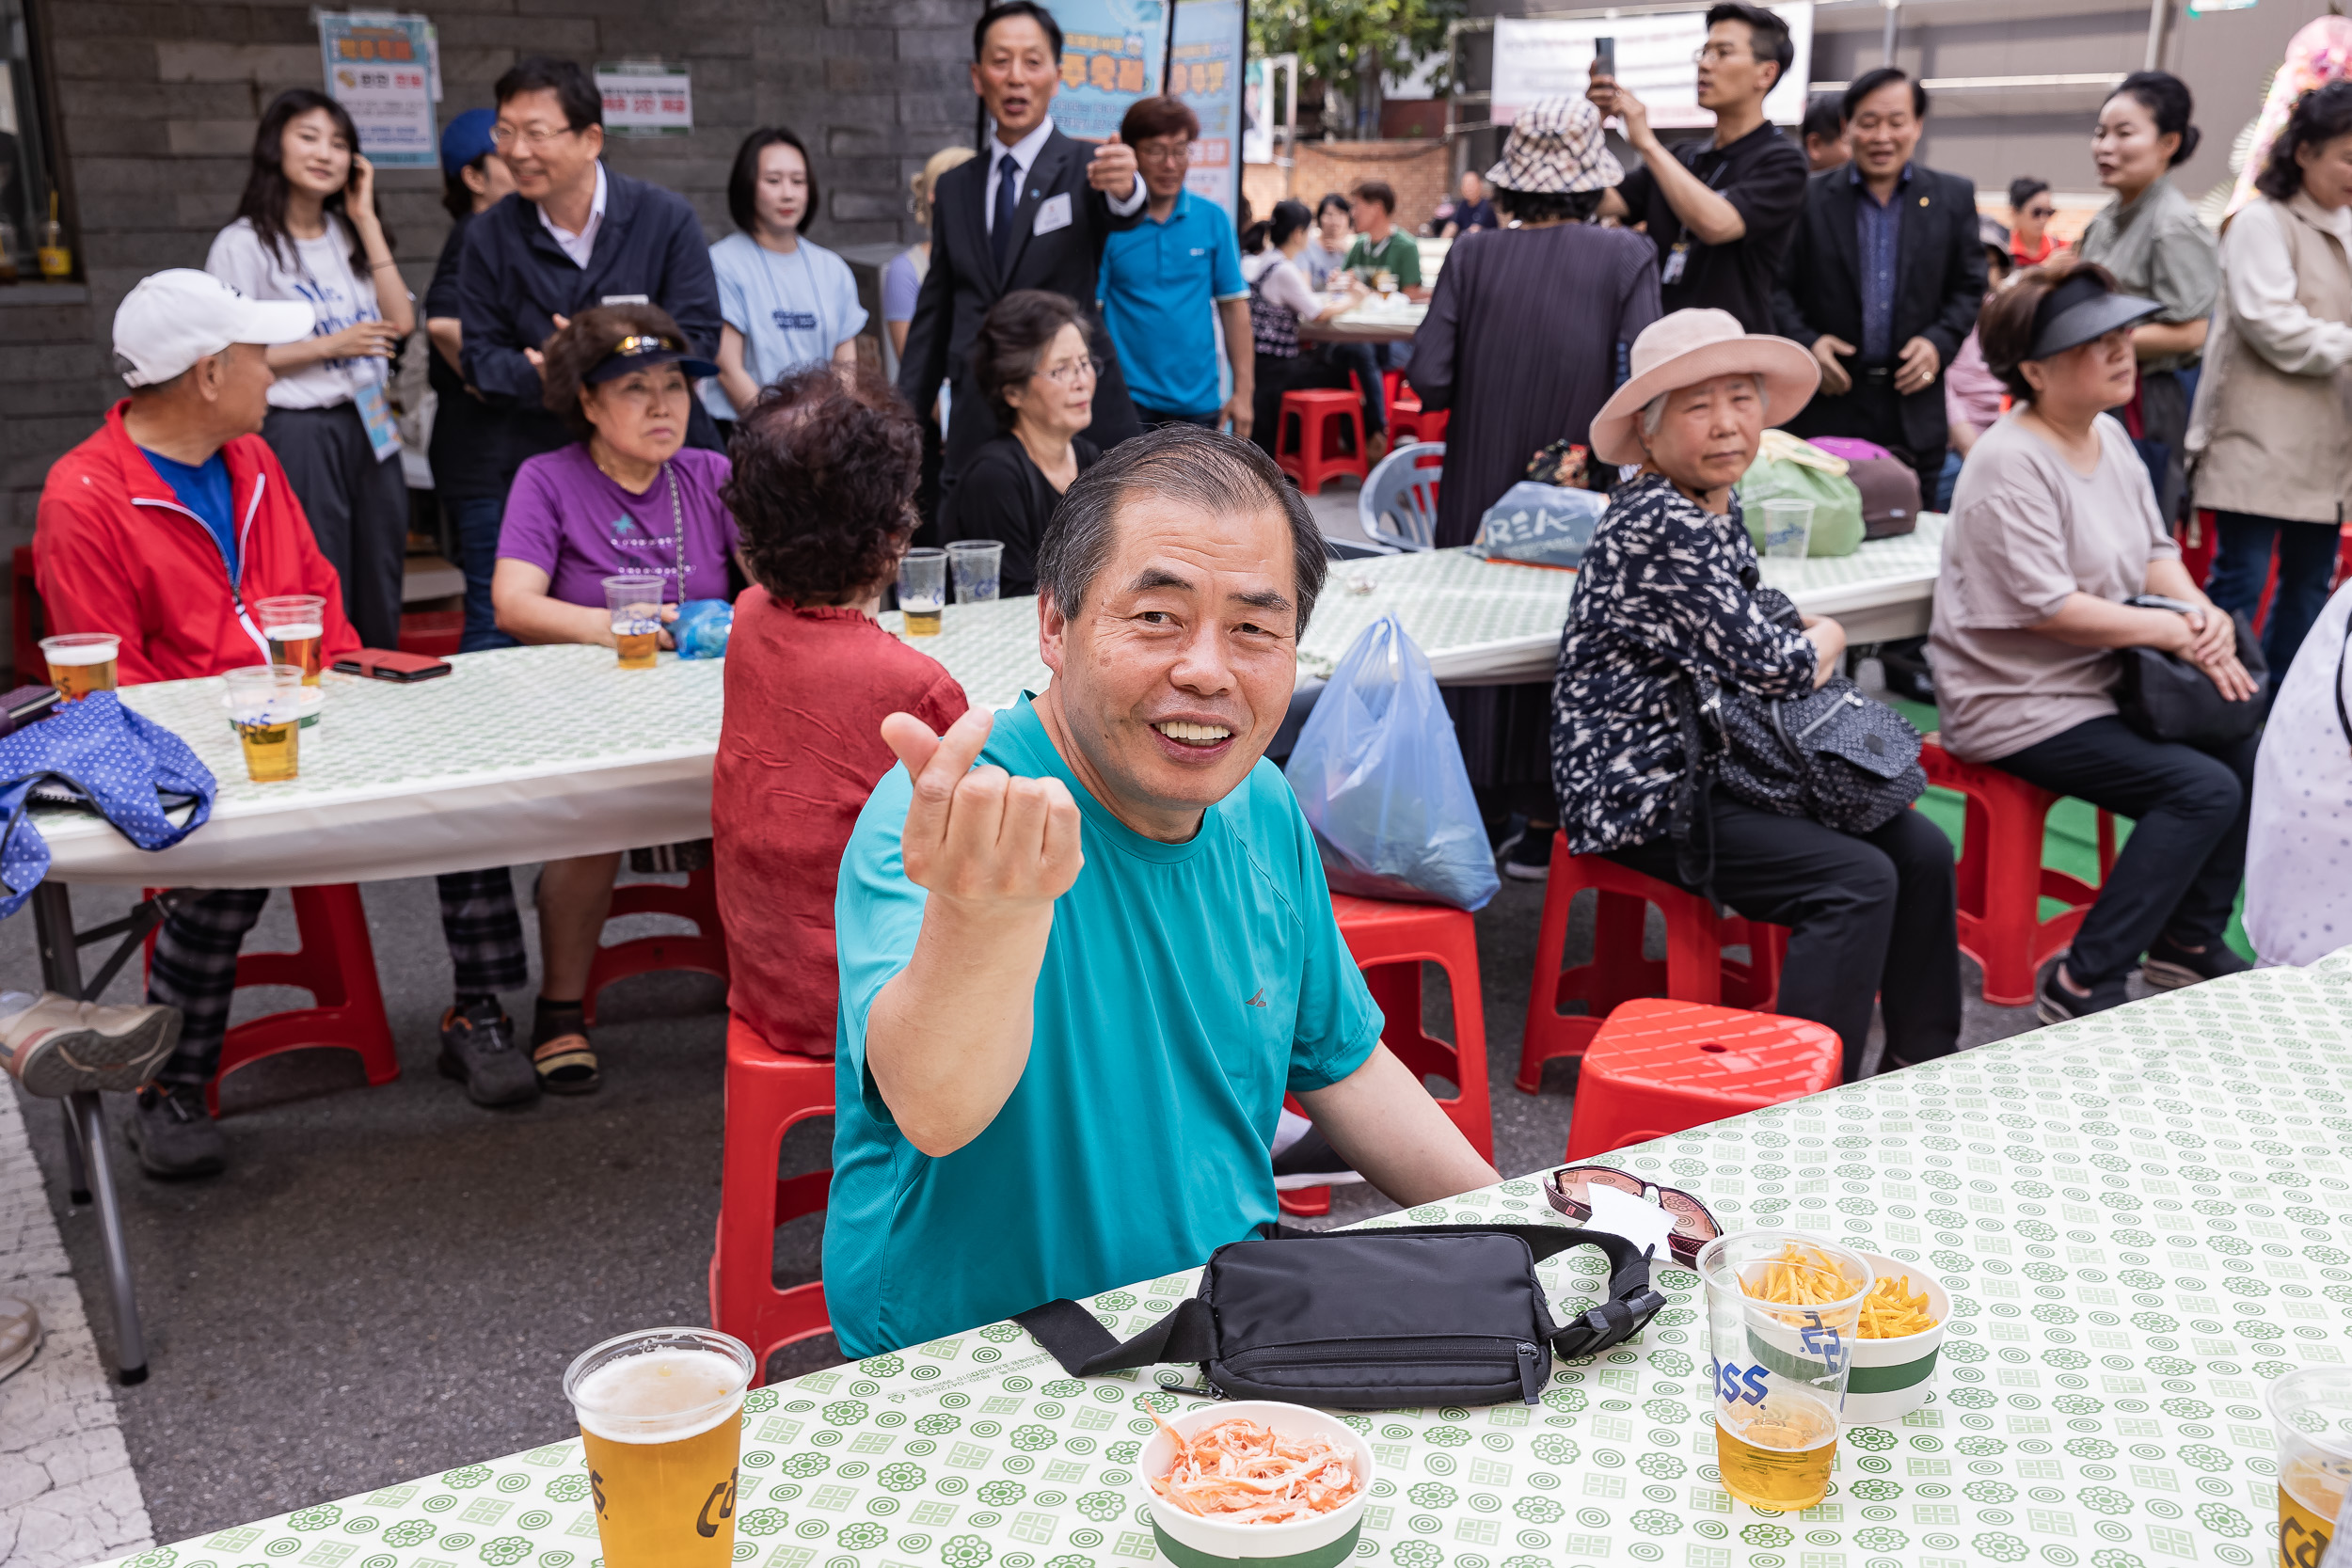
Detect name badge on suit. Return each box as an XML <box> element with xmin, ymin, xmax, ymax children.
<box><xmin>1033</xmin><ymin>193</ymin><xmax>1073</xmax><ymax>237</ymax></box>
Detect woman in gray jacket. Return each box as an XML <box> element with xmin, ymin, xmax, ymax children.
<box><xmin>2189</xmin><ymin>80</ymin><xmax>2352</xmax><ymax>681</ymax></box>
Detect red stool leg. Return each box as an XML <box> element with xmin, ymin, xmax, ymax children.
<box><xmin>201</xmin><ymin>885</ymin><xmax>399</xmax><ymax>1117</ymax></box>
<box><xmin>709</xmin><ymin>1018</ymin><xmax>834</xmax><ymax>1381</ymax></box>
<box><xmin>1516</xmin><ymin>836</ymin><xmax>1590</xmax><ymax>1092</ymax></box>
<box><xmin>583</xmin><ymin>866</ymin><xmax>731</xmax><ymax>1026</ymax></box>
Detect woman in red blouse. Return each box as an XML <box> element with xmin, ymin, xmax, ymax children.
<box><xmin>713</xmin><ymin>366</ymin><xmax>968</xmax><ymax>1054</ymax></box>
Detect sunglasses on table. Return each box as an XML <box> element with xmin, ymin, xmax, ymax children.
<box><xmin>1546</xmin><ymin>1164</ymin><xmax>1724</xmax><ymax>1269</ymax></box>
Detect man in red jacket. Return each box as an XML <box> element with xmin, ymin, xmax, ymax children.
<box><xmin>36</xmin><ymin>270</ymin><xmax>541</xmax><ymax>1179</ymax></box>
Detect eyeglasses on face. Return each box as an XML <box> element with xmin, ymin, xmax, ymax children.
<box><xmin>1135</xmin><ymin>140</ymin><xmax>1193</xmax><ymax>166</ymax></box>
<box><xmin>1038</xmin><ymin>355</ymin><xmax>1104</xmax><ymax>387</ymax></box>
<box><xmin>1693</xmin><ymin>44</ymin><xmax>1753</xmax><ymax>65</ymax></box>
<box><xmin>2024</xmin><ymin>204</ymin><xmax>2057</xmax><ymax>219</ymax></box>
<box><xmin>490</xmin><ymin>121</ymin><xmax>579</xmax><ymax>150</ymax></box>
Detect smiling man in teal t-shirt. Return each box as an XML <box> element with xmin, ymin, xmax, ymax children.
<box><xmin>824</xmin><ymin>425</ymin><xmax>1500</xmax><ymax>1357</ymax></box>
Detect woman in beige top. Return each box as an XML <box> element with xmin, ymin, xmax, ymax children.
<box><xmin>1929</xmin><ymin>259</ymin><xmax>2258</xmax><ymax>1025</ymax></box>
<box><xmin>2189</xmin><ymin>80</ymin><xmax>2352</xmax><ymax>680</ymax></box>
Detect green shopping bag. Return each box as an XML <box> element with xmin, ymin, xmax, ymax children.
<box><xmin>1733</xmin><ymin>430</ymin><xmax>1866</xmax><ymax>557</ymax></box>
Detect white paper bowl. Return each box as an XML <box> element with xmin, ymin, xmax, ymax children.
<box><xmin>1842</xmin><ymin>1251</ymin><xmax>1951</xmax><ymax>1424</ymax></box>
<box><xmin>1136</xmin><ymin>1401</ymin><xmax>1374</xmax><ymax>1568</ymax></box>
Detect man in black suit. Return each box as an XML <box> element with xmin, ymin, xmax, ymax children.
<box><xmin>1771</xmin><ymin>68</ymin><xmax>1987</xmax><ymax>492</ymax></box>
<box><xmin>898</xmin><ymin>0</ymin><xmax>1149</xmax><ymax>489</ymax></box>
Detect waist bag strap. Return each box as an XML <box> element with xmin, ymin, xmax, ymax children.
<box><xmin>1013</xmin><ymin>1223</ymin><xmax>1664</xmax><ymax>1379</ymax></box>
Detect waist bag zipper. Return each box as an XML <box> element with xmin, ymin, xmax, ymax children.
<box><xmin>1518</xmin><ymin>1341</ymin><xmax>1542</xmax><ymax>1404</ymax></box>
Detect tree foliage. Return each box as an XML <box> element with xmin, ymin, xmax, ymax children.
<box><xmin>1248</xmin><ymin>0</ymin><xmax>1462</xmax><ymax>129</ymax></box>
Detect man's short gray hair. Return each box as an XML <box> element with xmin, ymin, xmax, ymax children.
<box><xmin>1639</xmin><ymin>373</ymin><xmax>1772</xmax><ymax>437</ymax></box>
<box><xmin>1034</xmin><ymin>424</ymin><xmax>1329</xmax><ymax>632</ymax></box>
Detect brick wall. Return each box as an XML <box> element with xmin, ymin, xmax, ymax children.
<box><xmin>1277</xmin><ymin>139</ymin><xmax>1452</xmax><ymax>235</ymax></box>
<box><xmin>3</xmin><ymin>0</ymin><xmax>980</xmax><ymax>654</ymax></box>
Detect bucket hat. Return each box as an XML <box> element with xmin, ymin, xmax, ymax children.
<box><xmin>1485</xmin><ymin>97</ymin><xmax>1623</xmax><ymax>196</ymax></box>
<box><xmin>1589</xmin><ymin>309</ymin><xmax>1820</xmax><ymax>466</ymax></box>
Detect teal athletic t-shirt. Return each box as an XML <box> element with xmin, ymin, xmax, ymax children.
<box><xmin>824</xmin><ymin>695</ymin><xmax>1385</xmax><ymax>1357</ymax></box>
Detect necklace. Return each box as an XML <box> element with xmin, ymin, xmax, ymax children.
<box><xmin>662</xmin><ymin>461</ymin><xmax>687</xmax><ymax>593</ymax></box>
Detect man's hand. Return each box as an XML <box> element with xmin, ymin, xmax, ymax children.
<box><xmin>523</xmin><ymin>311</ymin><xmax>572</xmax><ymax>372</ymax></box>
<box><xmin>1895</xmin><ymin>335</ymin><xmax>1942</xmax><ymax>396</ymax></box>
<box><xmin>882</xmin><ymin>708</ymin><xmax>1084</xmax><ymax>912</ymax></box>
<box><xmin>1221</xmin><ymin>391</ymin><xmax>1254</xmax><ymax>441</ymax></box>
<box><xmin>1811</xmin><ymin>333</ymin><xmax>1856</xmax><ymax>396</ymax></box>
<box><xmin>1586</xmin><ymin>71</ymin><xmax>1656</xmax><ymax>150</ymax></box>
<box><xmin>1088</xmin><ymin>133</ymin><xmax>1139</xmax><ymax>197</ymax></box>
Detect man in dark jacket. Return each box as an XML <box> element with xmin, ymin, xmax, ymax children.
<box><xmin>458</xmin><ymin>55</ymin><xmax>723</xmax><ymax>475</ymax></box>
<box><xmin>898</xmin><ymin>0</ymin><xmax>1149</xmax><ymax>489</ymax></box>
<box><xmin>1771</xmin><ymin>68</ymin><xmax>1987</xmax><ymax>492</ymax></box>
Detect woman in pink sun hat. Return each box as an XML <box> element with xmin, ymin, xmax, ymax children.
<box><xmin>1553</xmin><ymin>308</ymin><xmax>1963</xmax><ymax>1082</ymax></box>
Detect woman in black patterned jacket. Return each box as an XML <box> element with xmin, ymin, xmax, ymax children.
<box><xmin>1554</xmin><ymin>309</ymin><xmax>1962</xmax><ymax>1079</ymax></box>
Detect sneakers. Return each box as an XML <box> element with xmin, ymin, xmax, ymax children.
<box><xmin>0</xmin><ymin>990</ymin><xmax>182</xmax><ymax>1098</ymax></box>
<box><xmin>2036</xmin><ymin>955</ymin><xmax>2130</xmax><ymax>1025</ymax></box>
<box><xmin>437</xmin><ymin>998</ymin><xmax>538</xmax><ymax>1108</ymax></box>
<box><xmin>1502</xmin><ymin>828</ymin><xmax>1554</xmax><ymax>883</ymax></box>
<box><xmin>0</xmin><ymin>1292</ymin><xmax>37</xmax><ymax>1385</ymax></box>
<box><xmin>127</xmin><ymin>1083</ymin><xmax>228</xmax><ymax>1178</ymax></box>
<box><xmin>1271</xmin><ymin>1122</ymin><xmax>1366</xmax><ymax>1192</ymax></box>
<box><xmin>2141</xmin><ymin>933</ymin><xmax>2253</xmax><ymax>991</ymax></box>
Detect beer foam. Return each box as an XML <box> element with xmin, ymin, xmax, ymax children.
<box><xmin>266</xmin><ymin>624</ymin><xmax>325</xmax><ymax>641</ymax></box>
<box><xmin>43</xmin><ymin>642</ymin><xmax>118</xmax><ymax>666</ymax></box>
<box><xmin>573</xmin><ymin>1347</ymin><xmax>745</xmax><ymax>1443</ymax></box>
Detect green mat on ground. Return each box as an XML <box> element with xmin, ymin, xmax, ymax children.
<box><xmin>1885</xmin><ymin>695</ymin><xmax>2254</xmax><ymax>965</ymax></box>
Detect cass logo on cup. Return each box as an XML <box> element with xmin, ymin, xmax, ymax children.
<box><xmin>1713</xmin><ymin>1358</ymin><xmax>1771</xmax><ymax>1406</ymax></box>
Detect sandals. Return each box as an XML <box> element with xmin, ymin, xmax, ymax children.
<box><xmin>532</xmin><ymin>1033</ymin><xmax>602</xmax><ymax>1096</ymax></box>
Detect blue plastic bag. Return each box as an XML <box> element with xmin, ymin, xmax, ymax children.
<box><xmin>1468</xmin><ymin>481</ymin><xmax>1609</xmax><ymax>570</ymax></box>
<box><xmin>673</xmin><ymin>597</ymin><xmax>735</xmax><ymax>659</ymax></box>
<box><xmin>1283</xmin><ymin>613</ymin><xmax>1499</xmax><ymax>911</ymax></box>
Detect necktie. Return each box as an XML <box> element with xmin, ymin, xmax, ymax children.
<box><xmin>992</xmin><ymin>151</ymin><xmax>1021</xmax><ymax>273</ymax></box>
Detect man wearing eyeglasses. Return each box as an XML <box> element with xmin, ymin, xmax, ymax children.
<box><xmin>456</xmin><ymin>55</ymin><xmax>723</xmax><ymax>481</ymax></box>
<box><xmin>1096</xmin><ymin>96</ymin><xmax>1253</xmax><ymax>438</ymax></box>
<box><xmin>1588</xmin><ymin>1</ymin><xmax>1808</xmax><ymax>337</ymax></box>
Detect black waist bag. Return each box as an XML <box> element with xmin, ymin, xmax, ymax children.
<box><xmin>1014</xmin><ymin>1223</ymin><xmax>1663</xmax><ymax>1409</ymax></box>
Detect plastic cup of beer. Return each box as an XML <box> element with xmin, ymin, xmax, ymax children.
<box><xmin>605</xmin><ymin>575</ymin><xmax>666</xmax><ymax>670</ymax></box>
<box><xmin>256</xmin><ymin>594</ymin><xmax>328</xmax><ymax>685</ymax></box>
<box><xmin>1761</xmin><ymin>499</ymin><xmax>1814</xmax><ymax>560</ymax></box>
<box><xmin>564</xmin><ymin>1326</ymin><xmax>755</xmax><ymax>1568</ymax></box>
<box><xmin>1698</xmin><ymin>1229</ymin><xmax>1872</xmax><ymax>1513</ymax></box>
<box><xmin>947</xmin><ymin>540</ymin><xmax>1003</xmax><ymax>604</ymax></box>
<box><xmin>224</xmin><ymin>664</ymin><xmax>303</xmax><ymax>783</ymax></box>
<box><xmin>41</xmin><ymin>633</ymin><xmax>119</xmax><ymax>701</ymax></box>
<box><xmin>2269</xmin><ymin>1366</ymin><xmax>2352</xmax><ymax>1565</ymax></box>
<box><xmin>898</xmin><ymin>547</ymin><xmax>946</xmax><ymax>637</ymax></box>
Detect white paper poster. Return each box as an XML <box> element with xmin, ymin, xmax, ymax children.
<box><xmin>316</xmin><ymin>13</ymin><xmax>438</xmax><ymax>167</ymax></box>
<box><xmin>596</xmin><ymin>63</ymin><xmax>693</xmax><ymax>138</ymax></box>
<box><xmin>1492</xmin><ymin>4</ymin><xmax>1814</xmax><ymax>132</ymax></box>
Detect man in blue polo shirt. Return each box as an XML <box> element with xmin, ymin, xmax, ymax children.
<box><xmin>1097</xmin><ymin>97</ymin><xmax>1253</xmax><ymax>438</ymax></box>
<box><xmin>825</xmin><ymin>426</ymin><xmax>1500</xmax><ymax>1356</ymax></box>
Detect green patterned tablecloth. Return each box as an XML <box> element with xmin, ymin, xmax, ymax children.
<box><xmin>92</xmin><ymin>950</ymin><xmax>2352</xmax><ymax>1568</ymax></box>
<box><xmin>889</xmin><ymin>522</ymin><xmax>1948</xmax><ymax>702</ymax></box>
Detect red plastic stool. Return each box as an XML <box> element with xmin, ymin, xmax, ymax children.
<box><xmin>143</xmin><ymin>884</ymin><xmax>400</xmax><ymax>1117</ymax></box>
<box><xmin>583</xmin><ymin>865</ymin><xmax>731</xmax><ymax>1025</ymax></box>
<box><xmin>1518</xmin><ymin>835</ymin><xmax>1786</xmax><ymax>1095</ymax></box>
<box><xmin>708</xmin><ymin>1015</ymin><xmax>834</xmax><ymax>1382</ymax></box>
<box><xmin>1920</xmin><ymin>736</ymin><xmax>2115</xmax><ymax>1006</ymax></box>
<box><xmin>1276</xmin><ymin>388</ymin><xmax>1369</xmax><ymax>495</ymax></box>
<box><xmin>1563</xmin><ymin>998</ymin><xmax>1840</xmax><ymax>1160</ymax></box>
<box><xmin>1390</xmin><ymin>394</ymin><xmax>1449</xmax><ymax>448</ymax></box>
<box><xmin>1279</xmin><ymin>895</ymin><xmax>1495</xmax><ymax>1217</ymax></box>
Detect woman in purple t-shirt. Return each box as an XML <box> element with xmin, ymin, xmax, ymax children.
<box><xmin>492</xmin><ymin>305</ymin><xmax>739</xmax><ymax>1093</ymax></box>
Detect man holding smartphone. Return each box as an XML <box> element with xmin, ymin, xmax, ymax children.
<box><xmin>1588</xmin><ymin>2</ymin><xmax>1808</xmax><ymax>336</ymax></box>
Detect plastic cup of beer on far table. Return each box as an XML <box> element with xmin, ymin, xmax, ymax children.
<box><xmin>40</xmin><ymin>633</ymin><xmax>119</xmax><ymax>701</ymax></box>
<box><xmin>1698</xmin><ymin>1229</ymin><xmax>1872</xmax><ymax>1513</ymax></box>
<box><xmin>947</xmin><ymin>540</ymin><xmax>1003</xmax><ymax>604</ymax></box>
<box><xmin>2268</xmin><ymin>1365</ymin><xmax>2352</xmax><ymax>1565</ymax></box>
<box><xmin>256</xmin><ymin>594</ymin><xmax>327</xmax><ymax>685</ymax></box>
<box><xmin>224</xmin><ymin>664</ymin><xmax>304</xmax><ymax>783</ymax></box>
<box><xmin>605</xmin><ymin>575</ymin><xmax>667</xmax><ymax>669</ymax></box>
<box><xmin>1760</xmin><ymin>499</ymin><xmax>1814</xmax><ymax>561</ymax></box>
<box><xmin>565</xmin><ymin>1326</ymin><xmax>755</xmax><ymax>1568</ymax></box>
<box><xmin>898</xmin><ymin>546</ymin><xmax>946</xmax><ymax>638</ymax></box>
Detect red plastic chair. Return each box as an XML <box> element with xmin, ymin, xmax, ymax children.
<box><xmin>1564</xmin><ymin>998</ymin><xmax>1841</xmax><ymax>1160</ymax></box>
<box><xmin>1276</xmin><ymin>388</ymin><xmax>1369</xmax><ymax>495</ymax></box>
<box><xmin>1281</xmin><ymin>894</ymin><xmax>1495</xmax><ymax>1217</ymax></box>
<box><xmin>1920</xmin><ymin>736</ymin><xmax>2115</xmax><ymax>1006</ymax></box>
<box><xmin>1518</xmin><ymin>834</ymin><xmax>1786</xmax><ymax>1095</ymax></box>
<box><xmin>583</xmin><ymin>866</ymin><xmax>731</xmax><ymax>1026</ymax></box>
<box><xmin>708</xmin><ymin>1014</ymin><xmax>834</xmax><ymax>1382</ymax></box>
<box><xmin>143</xmin><ymin>884</ymin><xmax>400</xmax><ymax>1117</ymax></box>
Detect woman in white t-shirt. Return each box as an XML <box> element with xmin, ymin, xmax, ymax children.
<box><xmin>1238</xmin><ymin>199</ymin><xmax>1363</xmax><ymax>464</ymax></box>
<box><xmin>206</xmin><ymin>88</ymin><xmax>414</xmax><ymax>648</ymax></box>
<box><xmin>704</xmin><ymin>127</ymin><xmax>867</xmax><ymax>429</ymax></box>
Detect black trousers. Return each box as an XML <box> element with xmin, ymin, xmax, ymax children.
<box><xmin>1606</xmin><ymin>799</ymin><xmax>1963</xmax><ymax>1080</ymax></box>
<box><xmin>261</xmin><ymin>403</ymin><xmax>407</xmax><ymax>649</ymax></box>
<box><xmin>1990</xmin><ymin>714</ymin><xmax>2256</xmax><ymax>988</ymax></box>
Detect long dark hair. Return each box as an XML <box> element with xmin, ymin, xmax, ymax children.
<box><xmin>2257</xmin><ymin>81</ymin><xmax>2352</xmax><ymax>202</ymax></box>
<box><xmin>236</xmin><ymin>88</ymin><xmax>375</xmax><ymax>269</ymax></box>
<box><xmin>2107</xmin><ymin>71</ymin><xmax>2201</xmax><ymax>168</ymax></box>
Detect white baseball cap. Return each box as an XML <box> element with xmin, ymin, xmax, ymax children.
<box><xmin>112</xmin><ymin>269</ymin><xmax>317</xmax><ymax>388</ymax></box>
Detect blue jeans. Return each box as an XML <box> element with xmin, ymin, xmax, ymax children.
<box><xmin>444</xmin><ymin>495</ymin><xmax>516</xmax><ymax>654</ymax></box>
<box><xmin>2204</xmin><ymin>510</ymin><xmax>2340</xmax><ymax>683</ymax></box>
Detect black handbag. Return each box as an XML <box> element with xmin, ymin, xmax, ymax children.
<box><xmin>1014</xmin><ymin>1223</ymin><xmax>1663</xmax><ymax>1409</ymax></box>
<box><xmin>2112</xmin><ymin>596</ymin><xmax>2267</xmax><ymax>748</ymax></box>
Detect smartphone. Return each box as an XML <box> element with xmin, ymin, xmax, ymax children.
<box><xmin>1594</xmin><ymin>36</ymin><xmax>1616</xmax><ymax>81</ymax></box>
